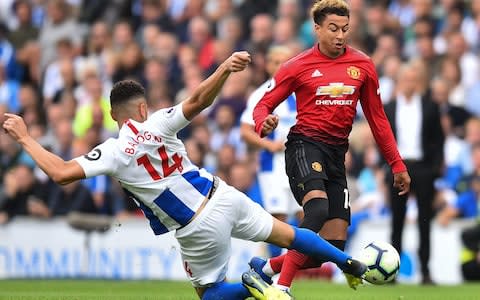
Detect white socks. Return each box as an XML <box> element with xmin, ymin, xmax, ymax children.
<box><xmin>262</xmin><ymin>260</ymin><xmax>275</xmax><ymax>277</ymax></box>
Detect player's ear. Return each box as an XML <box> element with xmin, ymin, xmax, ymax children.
<box><xmin>139</xmin><ymin>101</ymin><xmax>148</xmax><ymax>121</ymax></box>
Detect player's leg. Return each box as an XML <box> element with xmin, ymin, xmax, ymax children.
<box><xmin>175</xmin><ymin>180</ymin><xmax>251</xmax><ymax>300</ymax></box>
<box><xmin>254</xmin><ymin>142</ymin><xmax>351</xmax><ymax>290</ymax></box>
<box><xmin>265</xmin><ymin>217</ymin><xmax>366</xmax><ymax>279</ymax></box>
<box><xmin>227</xmin><ymin>180</ymin><xmax>362</xmax><ymax>298</ymax></box>
<box><xmin>270</xmin><ymin>138</ymin><xmax>331</xmax><ymax>290</ymax></box>
<box><xmin>183</xmin><ymin>179</ymin><xmax>291</xmax><ymax>300</ymax></box>
<box><xmin>229</xmin><ymin>182</ymin><xmax>366</xmax><ymax>282</ymax></box>
<box><xmin>414</xmin><ymin>165</ymin><xmax>435</xmax><ymax>283</ymax></box>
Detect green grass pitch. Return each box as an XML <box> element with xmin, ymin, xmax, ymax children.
<box><xmin>0</xmin><ymin>279</ymin><xmax>479</xmax><ymax>300</ymax></box>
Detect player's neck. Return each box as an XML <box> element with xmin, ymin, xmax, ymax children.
<box><xmin>317</xmin><ymin>43</ymin><xmax>345</xmax><ymax>59</ymax></box>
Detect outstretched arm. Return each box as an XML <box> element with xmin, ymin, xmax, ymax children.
<box><xmin>3</xmin><ymin>113</ymin><xmax>85</xmax><ymax>185</ymax></box>
<box><xmin>182</xmin><ymin>51</ymin><xmax>251</xmax><ymax>120</ymax></box>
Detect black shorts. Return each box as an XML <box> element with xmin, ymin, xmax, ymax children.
<box><xmin>285</xmin><ymin>133</ymin><xmax>350</xmax><ymax>222</ymax></box>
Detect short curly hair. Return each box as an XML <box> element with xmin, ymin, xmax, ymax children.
<box><xmin>311</xmin><ymin>0</ymin><xmax>349</xmax><ymax>25</ymax></box>
<box><xmin>110</xmin><ymin>80</ymin><xmax>145</xmax><ymax>107</ymax></box>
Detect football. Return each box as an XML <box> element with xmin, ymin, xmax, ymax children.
<box><xmin>358</xmin><ymin>241</ymin><xmax>400</xmax><ymax>284</ymax></box>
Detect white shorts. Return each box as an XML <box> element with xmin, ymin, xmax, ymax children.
<box><xmin>258</xmin><ymin>172</ymin><xmax>301</xmax><ymax>215</ymax></box>
<box><xmin>175</xmin><ymin>179</ymin><xmax>273</xmax><ymax>287</ymax></box>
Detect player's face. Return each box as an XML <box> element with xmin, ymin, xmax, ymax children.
<box><xmin>315</xmin><ymin>14</ymin><xmax>350</xmax><ymax>58</ymax></box>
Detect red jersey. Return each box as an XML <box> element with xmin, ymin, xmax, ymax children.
<box><xmin>253</xmin><ymin>45</ymin><xmax>406</xmax><ymax>173</ymax></box>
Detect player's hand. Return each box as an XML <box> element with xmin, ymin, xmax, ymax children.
<box><xmin>3</xmin><ymin>113</ymin><xmax>29</xmax><ymax>143</ymax></box>
<box><xmin>225</xmin><ymin>51</ymin><xmax>251</xmax><ymax>72</ymax></box>
<box><xmin>393</xmin><ymin>171</ymin><xmax>411</xmax><ymax>196</ymax></box>
<box><xmin>261</xmin><ymin>114</ymin><xmax>279</xmax><ymax>137</ymax></box>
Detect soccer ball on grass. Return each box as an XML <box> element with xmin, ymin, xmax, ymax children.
<box><xmin>358</xmin><ymin>241</ymin><xmax>400</xmax><ymax>284</ymax></box>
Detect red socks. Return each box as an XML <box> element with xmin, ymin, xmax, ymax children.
<box><xmin>276</xmin><ymin>250</ymin><xmax>309</xmax><ymax>287</ymax></box>
<box><xmin>269</xmin><ymin>252</ymin><xmax>324</xmax><ymax>288</ymax></box>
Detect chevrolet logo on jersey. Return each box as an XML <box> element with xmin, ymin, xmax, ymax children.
<box><xmin>316</xmin><ymin>83</ymin><xmax>356</xmax><ymax>98</ymax></box>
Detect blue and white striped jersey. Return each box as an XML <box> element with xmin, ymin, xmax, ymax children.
<box><xmin>75</xmin><ymin>104</ymin><xmax>213</xmax><ymax>235</ymax></box>
<box><xmin>240</xmin><ymin>80</ymin><xmax>297</xmax><ymax>173</ymax></box>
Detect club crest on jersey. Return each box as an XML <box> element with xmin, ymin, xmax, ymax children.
<box><xmin>312</xmin><ymin>162</ymin><xmax>322</xmax><ymax>172</ymax></box>
<box><xmin>316</xmin><ymin>83</ymin><xmax>355</xmax><ymax>98</ymax></box>
<box><xmin>347</xmin><ymin>66</ymin><xmax>361</xmax><ymax>79</ymax></box>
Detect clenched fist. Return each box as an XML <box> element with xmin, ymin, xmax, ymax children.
<box><xmin>261</xmin><ymin>114</ymin><xmax>279</xmax><ymax>137</ymax></box>
<box><xmin>225</xmin><ymin>51</ymin><xmax>251</xmax><ymax>72</ymax></box>
<box><xmin>3</xmin><ymin>113</ymin><xmax>29</xmax><ymax>142</ymax></box>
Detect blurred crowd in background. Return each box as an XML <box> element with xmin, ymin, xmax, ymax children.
<box><xmin>0</xmin><ymin>0</ymin><xmax>480</xmax><ymax>273</ymax></box>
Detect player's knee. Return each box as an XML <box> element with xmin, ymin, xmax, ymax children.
<box><xmin>327</xmin><ymin>239</ymin><xmax>346</xmax><ymax>251</ymax></box>
<box><xmin>303</xmin><ymin>190</ymin><xmax>327</xmax><ymax>203</ymax></box>
<box><xmin>300</xmin><ymin>197</ymin><xmax>329</xmax><ymax>233</ymax></box>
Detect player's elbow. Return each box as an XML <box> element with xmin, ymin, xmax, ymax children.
<box><xmin>51</xmin><ymin>171</ymin><xmax>75</xmax><ymax>185</ymax></box>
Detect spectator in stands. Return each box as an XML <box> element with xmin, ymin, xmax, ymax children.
<box><xmin>140</xmin><ymin>23</ymin><xmax>160</xmax><ymax>59</ymax></box>
<box><xmin>112</xmin><ymin>20</ymin><xmax>135</xmax><ymax>55</ymax></box>
<box><xmin>31</xmin><ymin>180</ymin><xmax>96</xmax><ymax>218</ymax></box>
<box><xmin>215</xmin><ymin>144</ymin><xmax>236</xmax><ymax>180</ymax></box>
<box><xmin>0</xmin><ymin>131</ymin><xmax>34</xmax><ymax>178</ymax></box>
<box><xmin>247</xmin><ymin>14</ymin><xmax>274</xmax><ymax>52</ymax></box>
<box><xmin>205</xmin><ymin>39</ymin><xmax>234</xmax><ymax>76</ymax></box>
<box><xmin>217</xmin><ymin>15</ymin><xmax>245</xmax><ymax>52</ymax></box>
<box><xmin>445</xmin><ymin>31</ymin><xmax>479</xmax><ymax>90</ymax></box>
<box><xmin>112</xmin><ymin>42</ymin><xmax>144</xmax><ymax>83</ymax></box>
<box><xmin>228</xmin><ymin>162</ymin><xmax>262</xmax><ymax>205</ymax></box>
<box><xmin>85</xmin><ymin>21</ymin><xmax>114</xmax><ymax>85</ymax></box>
<box><xmin>210</xmin><ymin>104</ymin><xmax>245</xmax><ymax>159</ymax></box>
<box><xmin>73</xmin><ymin>72</ymin><xmax>117</xmax><ymax>138</ymax></box>
<box><xmin>462</xmin><ymin>0</ymin><xmax>480</xmax><ymax>52</ymax></box>
<box><xmin>371</xmin><ymin>32</ymin><xmax>401</xmax><ymax>68</ymax></box>
<box><xmin>205</xmin><ymin>0</ymin><xmax>235</xmax><ymax>25</ymax></box>
<box><xmin>0</xmin><ymin>164</ymin><xmax>47</xmax><ymax>224</ymax></box>
<box><xmin>440</xmin><ymin>58</ymin><xmax>466</xmax><ymax>108</ymax></box>
<box><xmin>38</xmin><ymin>0</ymin><xmax>85</xmax><ymax>69</ymax></box>
<box><xmin>458</xmin><ymin>118</ymin><xmax>480</xmax><ymax>176</ymax></box>
<box><xmin>42</xmin><ymin>39</ymin><xmax>78</xmax><ymax>104</ymax></box>
<box><xmin>378</xmin><ymin>55</ymin><xmax>401</xmax><ymax>104</ymax></box>
<box><xmin>51</xmin><ymin>118</ymin><xmax>74</xmax><ymax>161</ymax></box>
<box><xmin>273</xmin><ymin>17</ymin><xmax>299</xmax><ymax>45</ymax></box>
<box><xmin>7</xmin><ymin>0</ymin><xmax>38</xmax><ymax>56</ymax></box>
<box><xmin>0</xmin><ymin>23</ymin><xmax>20</xmax><ymax>81</ymax></box>
<box><xmin>460</xmin><ymin>222</ymin><xmax>480</xmax><ymax>281</ymax></box>
<box><xmin>430</xmin><ymin>76</ymin><xmax>471</xmax><ymax>135</ymax></box>
<box><xmin>134</xmin><ymin>0</ymin><xmax>174</xmax><ymax>34</ymax></box>
<box><xmin>187</xmin><ymin>16</ymin><xmax>215</xmax><ymax>73</ymax></box>
<box><xmin>0</xmin><ymin>62</ymin><xmax>20</xmax><ymax>112</ymax></box>
<box><xmin>437</xmin><ymin>143</ymin><xmax>480</xmax><ymax>226</ymax></box>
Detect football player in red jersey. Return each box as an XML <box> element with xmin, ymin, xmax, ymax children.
<box><xmin>250</xmin><ymin>0</ymin><xmax>411</xmax><ymax>292</ymax></box>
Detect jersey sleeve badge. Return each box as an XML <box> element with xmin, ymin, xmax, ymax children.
<box><xmin>84</xmin><ymin>149</ymin><xmax>102</xmax><ymax>161</ymax></box>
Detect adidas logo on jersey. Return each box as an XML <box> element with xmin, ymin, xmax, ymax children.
<box><xmin>311</xmin><ymin>69</ymin><xmax>323</xmax><ymax>77</ymax></box>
